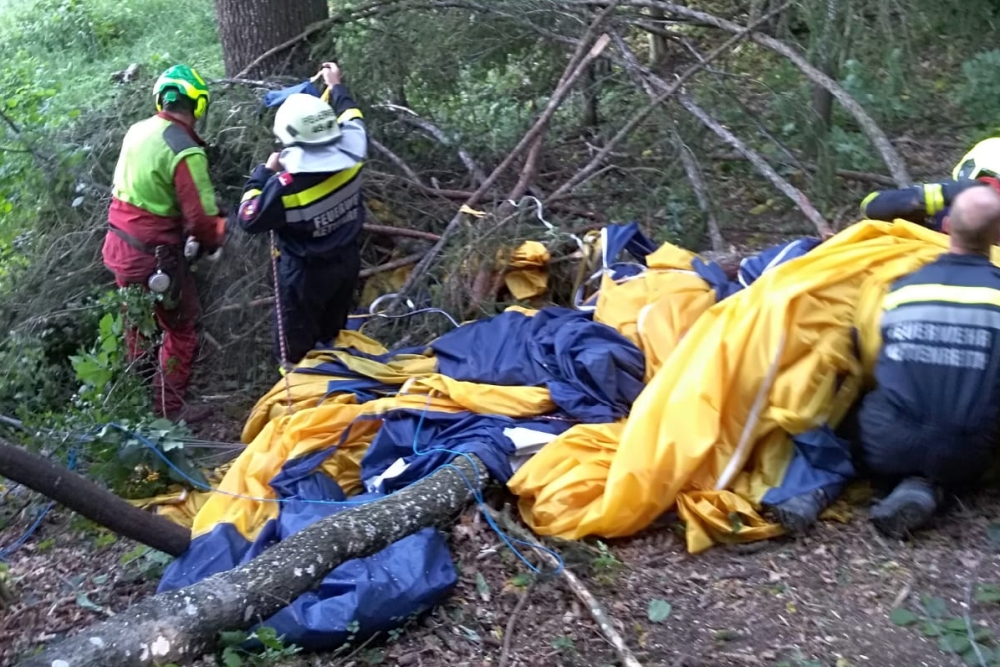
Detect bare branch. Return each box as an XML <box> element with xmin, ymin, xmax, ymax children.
<box><xmin>546</xmin><ymin>2</ymin><xmax>788</xmax><ymax>202</ymax></box>
<box><xmin>370</xmin><ymin>137</ymin><xmax>426</xmax><ymax>186</ymax></box>
<box><xmin>675</xmin><ymin>132</ymin><xmax>726</xmax><ymax>252</ymax></box>
<box><xmin>386</xmin><ymin>29</ymin><xmax>614</xmax><ymax>310</ymax></box>
<box><xmin>568</xmin><ymin>0</ymin><xmax>911</xmax><ymax>185</ymax></box>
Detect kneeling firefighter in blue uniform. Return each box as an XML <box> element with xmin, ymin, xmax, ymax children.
<box><xmin>859</xmin><ymin>138</ymin><xmax>1000</xmax><ymax>231</ymax></box>
<box><xmin>859</xmin><ymin>185</ymin><xmax>1000</xmax><ymax>538</ymax></box>
<box><xmin>237</xmin><ymin>62</ymin><xmax>367</xmax><ymax>368</ymax></box>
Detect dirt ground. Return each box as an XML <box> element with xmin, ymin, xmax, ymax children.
<box><xmin>2</xmin><ymin>482</ymin><xmax>999</xmax><ymax>667</ymax></box>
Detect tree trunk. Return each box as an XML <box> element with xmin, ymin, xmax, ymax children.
<box><xmin>18</xmin><ymin>455</ymin><xmax>491</xmax><ymax>667</ymax></box>
<box><xmin>213</xmin><ymin>0</ymin><xmax>329</xmax><ymax>78</ymax></box>
<box><xmin>0</xmin><ymin>438</ymin><xmax>190</xmax><ymax>557</ymax></box>
<box><xmin>582</xmin><ymin>62</ymin><xmax>600</xmax><ymax>129</ymax></box>
<box><xmin>646</xmin><ymin>6</ymin><xmax>669</xmax><ymax>66</ymax></box>
<box><xmin>807</xmin><ymin>0</ymin><xmax>840</xmax><ymax>159</ymax></box>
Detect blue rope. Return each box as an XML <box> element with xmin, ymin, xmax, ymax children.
<box><xmin>0</xmin><ymin>446</ymin><xmax>79</xmax><ymax>562</ymax></box>
<box><xmin>101</xmin><ymin>402</ymin><xmax>564</xmax><ymax>577</ymax></box>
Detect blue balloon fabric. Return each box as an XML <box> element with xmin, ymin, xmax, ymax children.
<box><xmin>431</xmin><ymin>307</ymin><xmax>646</xmax><ymax>422</ymax></box>
<box><xmin>263</xmin><ymin>80</ymin><xmax>323</xmax><ymax>108</ymax></box>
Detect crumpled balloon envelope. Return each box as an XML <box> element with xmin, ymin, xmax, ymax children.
<box><xmin>503</xmin><ymin>241</ymin><xmax>551</xmax><ymax>300</ymax></box>
<box><xmin>511</xmin><ymin>220</ymin><xmax>985</xmax><ymax>552</ymax></box>
<box><xmin>593</xmin><ymin>242</ymin><xmax>717</xmax><ymax>380</ymax></box>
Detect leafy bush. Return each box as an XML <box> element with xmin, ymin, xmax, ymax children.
<box><xmin>958</xmin><ymin>50</ymin><xmax>1000</xmax><ymax>131</ymax></box>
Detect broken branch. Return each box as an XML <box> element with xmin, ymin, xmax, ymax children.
<box><xmin>610</xmin><ymin>33</ymin><xmax>831</xmax><ymax>237</ymax></box>
<box><xmin>580</xmin><ymin>0</ymin><xmax>911</xmax><ymax>185</ymax></box>
<box><xmin>676</xmin><ymin>131</ymin><xmax>726</xmax><ymax>252</ymax></box>
<box><xmin>19</xmin><ymin>455</ymin><xmax>491</xmax><ymax>667</ymax></box>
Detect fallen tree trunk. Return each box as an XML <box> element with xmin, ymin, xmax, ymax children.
<box><xmin>19</xmin><ymin>455</ymin><xmax>491</xmax><ymax>667</ymax></box>
<box><xmin>0</xmin><ymin>437</ymin><xmax>190</xmax><ymax>557</ymax></box>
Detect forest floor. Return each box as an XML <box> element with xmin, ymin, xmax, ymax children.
<box><xmin>3</xmin><ymin>480</ymin><xmax>999</xmax><ymax>667</ymax></box>
<box><xmin>3</xmin><ymin>138</ymin><xmax>999</xmax><ymax>667</ymax></box>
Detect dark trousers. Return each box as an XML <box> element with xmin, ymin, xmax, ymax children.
<box><xmin>856</xmin><ymin>389</ymin><xmax>996</xmax><ymax>492</ymax></box>
<box><xmin>273</xmin><ymin>243</ymin><xmax>361</xmax><ymax>365</ymax></box>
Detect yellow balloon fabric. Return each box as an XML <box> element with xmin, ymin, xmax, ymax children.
<box><xmin>511</xmin><ymin>220</ymin><xmax>996</xmax><ymax>552</ymax></box>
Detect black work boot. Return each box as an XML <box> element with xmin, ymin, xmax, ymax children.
<box><xmin>869</xmin><ymin>477</ymin><xmax>940</xmax><ymax>539</ymax></box>
<box><xmin>771</xmin><ymin>488</ymin><xmax>830</xmax><ymax>536</ymax></box>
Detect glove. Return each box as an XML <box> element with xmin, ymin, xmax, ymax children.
<box><xmin>183</xmin><ymin>236</ymin><xmax>200</xmax><ymax>261</ymax></box>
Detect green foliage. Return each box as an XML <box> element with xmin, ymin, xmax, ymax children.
<box><xmin>217</xmin><ymin>627</ymin><xmax>302</xmax><ymax>667</ymax></box>
<box><xmin>891</xmin><ymin>592</ymin><xmax>1000</xmax><ymax>666</ymax></box>
<box><xmin>119</xmin><ymin>544</ymin><xmax>173</xmax><ymax>580</ymax></box>
<box><xmin>958</xmin><ymin>50</ymin><xmax>1000</xmax><ymax>131</ymax></box>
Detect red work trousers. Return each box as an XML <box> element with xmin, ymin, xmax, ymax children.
<box><xmin>114</xmin><ymin>272</ymin><xmax>200</xmax><ymax>418</ymax></box>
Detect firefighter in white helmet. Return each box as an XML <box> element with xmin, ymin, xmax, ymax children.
<box><xmin>237</xmin><ymin>62</ymin><xmax>368</xmax><ymax>367</ymax></box>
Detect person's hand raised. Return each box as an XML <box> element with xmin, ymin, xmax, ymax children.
<box><xmin>321</xmin><ymin>62</ymin><xmax>342</xmax><ymax>88</ymax></box>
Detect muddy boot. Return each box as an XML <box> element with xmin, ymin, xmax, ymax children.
<box><xmin>771</xmin><ymin>488</ymin><xmax>829</xmax><ymax>536</ymax></box>
<box><xmin>869</xmin><ymin>477</ymin><xmax>940</xmax><ymax>539</ymax></box>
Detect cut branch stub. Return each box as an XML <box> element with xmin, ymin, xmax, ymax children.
<box><xmin>18</xmin><ymin>455</ymin><xmax>491</xmax><ymax>667</ymax></box>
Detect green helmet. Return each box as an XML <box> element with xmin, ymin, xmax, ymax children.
<box><xmin>154</xmin><ymin>64</ymin><xmax>210</xmax><ymax>120</ymax></box>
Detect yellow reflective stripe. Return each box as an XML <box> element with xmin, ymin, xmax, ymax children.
<box><xmin>338</xmin><ymin>108</ymin><xmax>363</xmax><ymax>123</ymax></box>
<box><xmin>860</xmin><ymin>191</ymin><xmax>878</xmax><ymax>213</ymax></box>
<box><xmin>281</xmin><ymin>162</ymin><xmax>363</xmax><ymax>209</ymax></box>
<box><xmin>923</xmin><ymin>183</ymin><xmax>945</xmax><ymax>215</ymax></box>
<box><xmin>241</xmin><ymin>188</ymin><xmax>262</xmax><ymax>203</ymax></box>
<box><xmin>883</xmin><ymin>283</ymin><xmax>1000</xmax><ymax>311</ymax></box>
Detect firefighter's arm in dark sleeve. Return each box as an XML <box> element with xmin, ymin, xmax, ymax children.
<box><xmin>236</xmin><ymin>165</ymin><xmax>289</xmax><ymax>235</ymax></box>
<box><xmin>328</xmin><ymin>84</ymin><xmax>368</xmax><ymax>162</ymax></box>
<box><xmin>860</xmin><ymin>180</ymin><xmax>986</xmax><ymax>225</ymax></box>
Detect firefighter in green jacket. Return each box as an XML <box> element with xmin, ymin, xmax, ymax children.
<box><xmin>101</xmin><ymin>64</ymin><xmax>226</xmax><ymax>423</ymax></box>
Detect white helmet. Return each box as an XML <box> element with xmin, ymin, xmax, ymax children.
<box><xmin>273</xmin><ymin>93</ymin><xmax>342</xmax><ymax>147</ymax></box>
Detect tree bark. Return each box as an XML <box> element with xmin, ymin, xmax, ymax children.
<box><xmin>213</xmin><ymin>0</ymin><xmax>329</xmax><ymax>78</ymax></box>
<box><xmin>0</xmin><ymin>438</ymin><xmax>190</xmax><ymax>556</ymax></box>
<box><xmin>18</xmin><ymin>455</ymin><xmax>491</xmax><ymax>667</ymax></box>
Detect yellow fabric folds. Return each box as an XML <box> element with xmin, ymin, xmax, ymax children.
<box><xmin>503</xmin><ymin>241</ymin><xmax>551</xmax><ymax>300</ymax></box>
<box><xmin>511</xmin><ymin>220</ymin><xmax>993</xmax><ymax>552</ymax></box>
<box><xmin>593</xmin><ymin>242</ymin><xmax>717</xmax><ymax>379</ymax></box>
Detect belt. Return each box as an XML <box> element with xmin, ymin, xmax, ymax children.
<box><xmin>108</xmin><ymin>224</ymin><xmax>168</xmax><ymax>255</ymax></box>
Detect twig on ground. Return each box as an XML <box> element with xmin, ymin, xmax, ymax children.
<box><xmin>363</xmin><ymin>223</ymin><xmax>442</xmax><ymax>242</ymax></box>
<box><xmin>498</xmin><ymin>581</ymin><xmax>537</xmax><ymax>667</ymax></box>
<box><xmin>488</xmin><ymin>507</ymin><xmax>644</xmax><ymax>667</ymax></box>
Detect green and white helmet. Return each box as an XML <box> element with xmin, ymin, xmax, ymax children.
<box><xmin>154</xmin><ymin>64</ymin><xmax>210</xmax><ymax>120</ymax></box>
